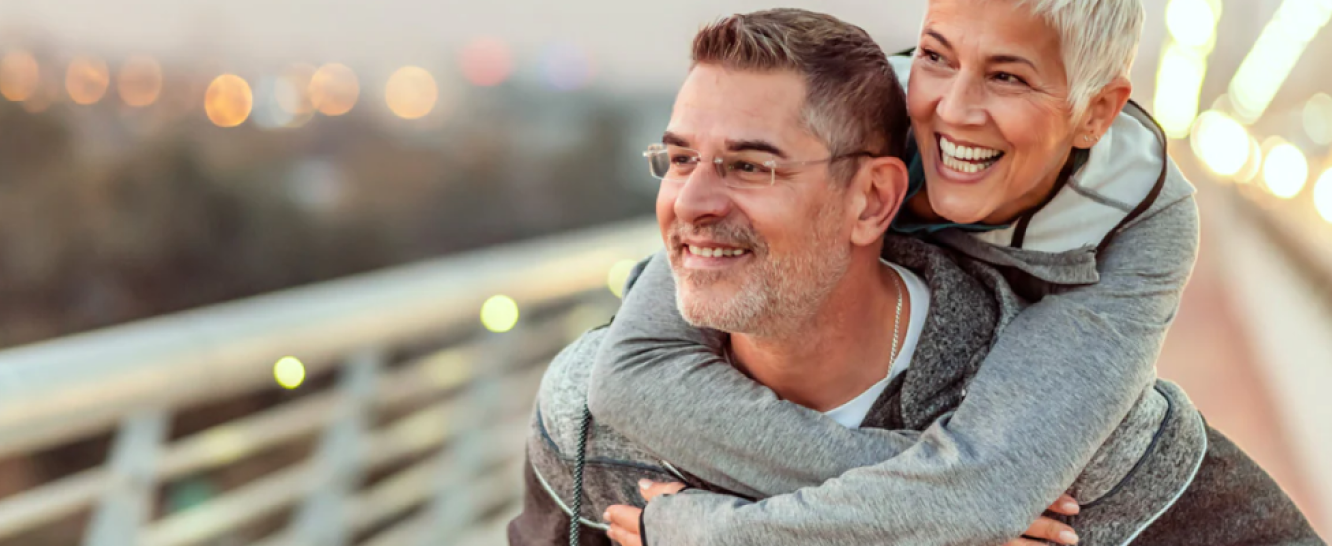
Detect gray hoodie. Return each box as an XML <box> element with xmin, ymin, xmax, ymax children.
<box><xmin>577</xmin><ymin>103</ymin><xmax>1201</xmax><ymax>545</ymax></box>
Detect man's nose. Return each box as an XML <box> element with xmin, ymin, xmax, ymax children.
<box><xmin>673</xmin><ymin>165</ymin><xmax>734</xmax><ymax>225</ymax></box>
<box><xmin>936</xmin><ymin>74</ymin><xmax>987</xmax><ymax>127</ymax></box>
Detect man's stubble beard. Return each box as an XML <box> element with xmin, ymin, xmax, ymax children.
<box><xmin>670</xmin><ymin>199</ymin><xmax>850</xmax><ymax>338</ymax></box>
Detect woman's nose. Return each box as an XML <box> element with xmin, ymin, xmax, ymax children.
<box><xmin>936</xmin><ymin>76</ymin><xmax>986</xmax><ymax>127</ymax></box>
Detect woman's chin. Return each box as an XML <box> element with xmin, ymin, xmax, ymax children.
<box><xmin>928</xmin><ymin>194</ymin><xmax>996</xmax><ymax>226</ymax></box>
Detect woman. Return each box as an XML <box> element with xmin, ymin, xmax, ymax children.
<box><xmin>586</xmin><ymin>1</ymin><xmax>1319</xmax><ymax>546</ymax></box>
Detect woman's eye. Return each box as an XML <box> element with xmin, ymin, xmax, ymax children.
<box><xmin>994</xmin><ymin>72</ymin><xmax>1028</xmax><ymax>86</ymax></box>
<box><xmin>670</xmin><ymin>155</ymin><xmax>694</xmax><ymax>165</ymax></box>
<box><xmin>919</xmin><ymin>49</ymin><xmax>943</xmax><ymax>64</ymax></box>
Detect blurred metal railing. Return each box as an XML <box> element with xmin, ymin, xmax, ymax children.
<box><xmin>0</xmin><ymin>218</ymin><xmax>661</xmax><ymax>546</ymax></box>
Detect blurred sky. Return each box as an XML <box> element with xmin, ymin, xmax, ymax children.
<box><xmin>0</xmin><ymin>0</ymin><xmax>930</xmax><ymax>91</ymax></box>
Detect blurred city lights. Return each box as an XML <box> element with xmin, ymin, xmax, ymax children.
<box><xmin>0</xmin><ymin>50</ymin><xmax>40</xmax><ymax>102</ymax></box>
<box><xmin>1314</xmin><ymin>169</ymin><xmax>1332</xmax><ymax>223</ymax></box>
<box><xmin>1303</xmin><ymin>93</ymin><xmax>1332</xmax><ymax>146</ymax></box>
<box><xmin>65</xmin><ymin>56</ymin><xmax>110</xmax><ymax>105</ymax></box>
<box><xmin>309</xmin><ymin>63</ymin><xmax>359</xmax><ymax>116</ymax></box>
<box><xmin>1262</xmin><ymin>142</ymin><xmax>1309</xmax><ymax>199</ymax></box>
<box><xmin>540</xmin><ymin>43</ymin><xmax>594</xmax><ymax>91</ymax></box>
<box><xmin>607</xmin><ymin>259</ymin><xmax>638</xmax><ymax>298</ymax></box>
<box><xmin>117</xmin><ymin>56</ymin><xmax>163</xmax><ymax>108</ymax></box>
<box><xmin>273</xmin><ymin>356</ymin><xmax>306</xmax><ymax>389</ymax></box>
<box><xmin>1234</xmin><ymin>135</ymin><xmax>1264</xmax><ymax>184</ymax></box>
<box><xmin>385</xmin><ymin>66</ymin><xmax>438</xmax><ymax>120</ymax></box>
<box><xmin>204</xmin><ymin>74</ymin><xmax>254</xmax><ymax>128</ymax></box>
<box><xmin>481</xmin><ymin>295</ymin><xmax>519</xmax><ymax>333</ymax></box>
<box><xmin>1227</xmin><ymin>0</ymin><xmax>1332</xmax><ymax>123</ymax></box>
<box><xmin>460</xmin><ymin>38</ymin><xmax>514</xmax><ymax>87</ymax></box>
<box><xmin>277</xmin><ymin>63</ymin><xmax>316</xmax><ymax>117</ymax></box>
<box><xmin>251</xmin><ymin>77</ymin><xmax>303</xmax><ymax>129</ymax></box>
<box><xmin>1154</xmin><ymin>43</ymin><xmax>1209</xmax><ymax>139</ymax></box>
<box><xmin>1165</xmin><ymin>0</ymin><xmax>1219</xmax><ymax>50</ymax></box>
<box><xmin>1191</xmin><ymin>111</ymin><xmax>1251</xmax><ymax>176</ymax></box>
<box><xmin>19</xmin><ymin>81</ymin><xmax>58</xmax><ymax>113</ymax></box>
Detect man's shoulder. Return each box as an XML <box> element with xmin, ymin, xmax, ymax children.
<box><xmin>537</xmin><ymin>327</ymin><xmax>608</xmax><ymax>451</ymax></box>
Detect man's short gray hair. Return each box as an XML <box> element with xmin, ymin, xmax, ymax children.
<box><xmin>1020</xmin><ymin>0</ymin><xmax>1145</xmax><ymax>116</ymax></box>
<box><xmin>691</xmin><ymin>9</ymin><xmax>911</xmax><ymax>177</ymax></box>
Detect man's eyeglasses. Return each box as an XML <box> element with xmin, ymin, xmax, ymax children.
<box><xmin>643</xmin><ymin>143</ymin><xmax>874</xmax><ymax>189</ymax></box>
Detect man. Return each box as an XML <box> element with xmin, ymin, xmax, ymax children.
<box><xmin>509</xmin><ymin>9</ymin><xmax>1320</xmax><ymax>546</ymax></box>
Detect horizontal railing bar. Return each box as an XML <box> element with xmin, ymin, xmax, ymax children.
<box><xmin>0</xmin><ymin>219</ymin><xmax>658</xmax><ymax>458</ymax></box>
<box><xmin>353</xmin><ymin>429</ymin><xmax>527</xmax><ymax>534</ymax></box>
<box><xmin>0</xmin><ymin>469</ymin><xmax>107</xmax><ymax>539</ymax></box>
<box><xmin>0</xmin><ymin>361</ymin><xmax>546</xmax><ymax>542</ymax></box>
<box><xmin>356</xmin><ymin>459</ymin><xmax>527</xmax><ymax>546</ymax></box>
<box><xmin>245</xmin><ymin>443</ymin><xmax>525</xmax><ymax>546</ymax></box>
<box><xmin>140</xmin><ymin>411</ymin><xmax>532</xmax><ymax>546</ymax></box>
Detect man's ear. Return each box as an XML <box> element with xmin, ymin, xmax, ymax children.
<box><xmin>1075</xmin><ymin>77</ymin><xmax>1132</xmax><ymax>149</ymax></box>
<box><xmin>850</xmin><ymin>156</ymin><xmax>910</xmax><ymax>247</ymax></box>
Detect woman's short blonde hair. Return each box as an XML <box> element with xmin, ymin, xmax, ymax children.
<box><xmin>1020</xmin><ymin>0</ymin><xmax>1145</xmax><ymax>116</ymax></box>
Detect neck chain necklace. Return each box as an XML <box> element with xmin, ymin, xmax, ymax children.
<box><xmin>887</xmin><ymin>267</ymin><xmax>905</xmax><ymax>374</ymax></box>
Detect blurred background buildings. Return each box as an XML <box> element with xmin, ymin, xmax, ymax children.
<box><xmin>0</xmin><ymin>0</ymin><xmax>1328</xmax><ymax>544</ymax></box>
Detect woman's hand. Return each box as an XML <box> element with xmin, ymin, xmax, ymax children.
<box><xmin>604</xmin><ymin>480</ymin><xmax>686</xmax><ymax>546</ymax></box>
<box><xmin>1005</xmin><ymin>493</ymin><xmax>1081</xmax><ymax>545</ymax></box>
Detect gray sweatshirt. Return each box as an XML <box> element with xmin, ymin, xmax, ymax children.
<box><xmin>582</xmin><ymin>103</ymin><xmax>1208</xmax><ymax>546</ymax></box>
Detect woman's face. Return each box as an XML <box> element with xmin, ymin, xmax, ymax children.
<box><xmin>909</xmin><ymin>0</ymin><xmax>1081</xmax><ymax>225</ymax></box>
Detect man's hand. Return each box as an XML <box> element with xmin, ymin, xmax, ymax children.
<box><xmin>604</xmin><ymin>480</ymin><xmax>685</xmax><ymax>546</ymax></box>
<box><xmin>1005</xmin><ymin>494</ymin><xmax>1081</xmax><ymax>546</ymax></box>
<box><xmin>606</xmin><ymin>482</ymin><xmax>1080</xmax><ymax>546</ymax></box>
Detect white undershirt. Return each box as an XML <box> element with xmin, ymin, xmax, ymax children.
<box><xmin>823</xmin><ymin>261</ymin><xmax>931</xmax><ymax>428</ymax></box>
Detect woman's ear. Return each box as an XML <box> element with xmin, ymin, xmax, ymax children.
<box><xmin>1075</xmin><ymin>77</ymin><xmax>1133</xmax><ymax>149</ymax></box>
<box><xmin>850</xmin><ymin>156</ymin><xmax>910</xmax><ymax>247</ymax></box>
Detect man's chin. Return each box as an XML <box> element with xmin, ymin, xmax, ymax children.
<box><xmin>676</xmin><ymin>286</ymin><xmax>756</xmax><ymax>332</ymax></box>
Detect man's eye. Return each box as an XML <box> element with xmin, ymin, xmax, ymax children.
<box><xmin>919</xmin><ymin>49</ymin><xmax>943</xmax><ymax>64</ymax></box>
<box><xmin>994</xmin><ymin>72</ymin><xmax>1028</xmax><ymax>85</ymax></box>
<box><xmin>729</xmin><ymin>161</ymin><xmax>765</xmax><ymax>174</ymax></box>
<box><xmin>670</xmin><ymin>155</ymin><xmax>696</xmax><ymax>165</ymax></box>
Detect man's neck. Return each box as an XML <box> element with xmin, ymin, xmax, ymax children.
<box><xmin>730</xmin><ymin>253</ymin><xmax>910</xmax><ymax>412</ymax></box>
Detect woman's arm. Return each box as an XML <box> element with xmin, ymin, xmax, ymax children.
<box><xmin>590</xmin><ymin>192</ymin><xmax>1199</xmax><ymax>544</ymax></box>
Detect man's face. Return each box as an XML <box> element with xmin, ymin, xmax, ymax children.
<box><xmin>657</xmin><ymin>64</ymin><xmax>855</xmax><ymax>336</ymax></box>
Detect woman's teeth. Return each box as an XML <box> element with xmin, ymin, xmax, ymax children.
<box><xmin>688</xmin><ymin>245</ymin><xmax>748</xmax><ymax>258</ymax></box>
<box><xmin>939</xmin><ymin>136</ymin><xmax>1003</xmax><ymax>174</ymax></box>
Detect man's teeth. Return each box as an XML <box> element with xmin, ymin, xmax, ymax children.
<box><xmin>687</xmin><ymin>245</ymin><xmax>748</xmax><ymax>258</ymax></box>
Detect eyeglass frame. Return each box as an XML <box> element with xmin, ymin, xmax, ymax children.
<box><xmin>643</xmin><ymin>143</ymin><xmax>879</xmax><ymax>188</ymax></box>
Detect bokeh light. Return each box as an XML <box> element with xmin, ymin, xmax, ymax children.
<box><xmin>204</xmin><ymin>74</ymin><xmax>254</xmax><ymax>127</ymax></box>
<box><xmin>481</xmin><ymin>295</ymin><xmax>519</xmax><ymax>333</ymax></box>
<box><xmin>65</xmin><ymin>56</ymin><xmax>110</xmax><ymax>105</ymax></box>
<box><xmin>1227</xmin><ymin>0</ymin><xmax>1332</xmax><ymax>123</ymax></box>
<box><xmin>1154</xmin><ymin>43</ymin><xmax>1207</xmax><ymax>139</ymax></box>
<box><xmin>1303</xmin><ymin>93</ymin><xmax>1332</xmax><ymax>146</ymax></box>
<box><xmin>1191</xmin><ymin>111</ymin><xmax>1250</xmax><ymax>176</ymax></box>
<box><xmin>607</xmin><ymin>259</ymin><xmax>638</xmax><ymax>298</ymax></box>
<box><xmin>117</xmin><ymin>56</ymin><xmax>163</xmax><ymax>107</ymax></box>
<box><xmin>1165</xmin><ymin>0</ymin><xmax>1218</xmax><ymax>50</ymax></box>
<box><xmin>309</xmin><ymin>63</ymin><xmax>359</xmax><ymax>116</ymax></box>
<box><xmin>277</xmin><ymin>64</ymin><xmax>316</xmax><ymax>116</ymax></box>
<box><xmin>1314</xmin><ymin>169</ymin><xmax>1332</xmax><ymax>223</ymax></box>
<box><xmin>385</xmin><ymin>66</ymin><xmax>438</xmax><ymax>120</ymax></box>
<box><xmin>1262</xmin><ymin>142</ymin><xmax>1308</xmax><ymax>199</ymax></box>
<box><xmin>273</xmin><ymin>356</ymin><xmax>306</xmax><ymax>389</ymax></box>
<box><xmin>1234</xmin><ymin>135</ymin><xmax>1264</xmax><ymax>184</ymax></box>
<box><xmin>540</xmin><ymin>43</ymin><xmax>595</xmax><ymax>91</ymax></box>
<box><xmin>0</xmin><ymin>50</ymin><xmax>40</xmax><ymax>102</ymax></box>
<box><xmin>460</xmin><ymin>38</ymin><xmax>513</xmax><ymax>87</ymax></box>
<box><xmin>20</xmin><ymin>81</ymin><xmax>58</xmax><ymax>113</ymax></box>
